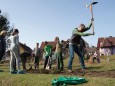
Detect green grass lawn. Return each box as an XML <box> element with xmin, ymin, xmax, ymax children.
<box><xmin>0</xmin><ymin>55</ymin><xmax>115</xmax><ymax>86</ymax></box>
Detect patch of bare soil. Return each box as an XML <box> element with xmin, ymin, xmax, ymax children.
<box><xmin>26</xmin><ymin>69</ymin><xmax>115</xmax><ymax>78</ymax></box>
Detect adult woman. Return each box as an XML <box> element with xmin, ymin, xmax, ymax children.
<box><xmin>0</xmin><ymin>30</ymin><xmax>7</xmax><ymax>61</ymax></box>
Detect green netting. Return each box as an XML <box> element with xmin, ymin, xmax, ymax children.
<box><xmin>52</xmin><ymin>76</ymin><xmax>87</xmax><ymax>86</ymax></box>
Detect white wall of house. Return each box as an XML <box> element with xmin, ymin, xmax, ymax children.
<box><xmin>99</xmin><ymin>48</ymin><xmax>112</xmax><ymax>56</ymax></box>
<box><xmin>112</xmin><ymin>47</ymin><xmax>115</xmax><ymax>54</ymax></box>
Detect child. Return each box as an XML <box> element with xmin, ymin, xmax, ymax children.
<box><xmin>44</xmin><ymin>41</ymin><xmax>52</xmax><ymax>70</ymax></box>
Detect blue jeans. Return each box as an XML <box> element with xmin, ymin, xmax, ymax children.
<box><xmin>68</xmin><ymin>44</ymin><xmax>85</xmax><ymax>70</ymax></box>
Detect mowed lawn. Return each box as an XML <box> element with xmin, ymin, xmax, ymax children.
<box><xmin>0</xmin><ymin>55</ymin><xmax>115</xmax><ymax>86</ymax></box>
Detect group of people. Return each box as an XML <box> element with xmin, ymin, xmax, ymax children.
<box><xmin>32</xmin><ymin>18</ymin><xmax>95</xmax><ymax>73</ymax></box>
<box><xmin>33</xmin><ymin>37</ymin><xmax>64</xmax><ymax>72</ymax></box>
<box><xmin>0</xmin><ymin>18</ymin><xmax>97</xmax><ymax>74</ymax></box>
<box><xmin>84</xmin><ymin>51</ymin><xmax>100</xmax><ymax>63</ymax></box>
<box><xmin>0</xmin><ymin>29</ymin><xmax>23</xmax><ymax>74</ymax></box>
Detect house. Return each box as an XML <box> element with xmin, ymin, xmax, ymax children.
<box><xmin>97</xmin><ymin>36</ymin><xmax>115</xmax><ymax>55</ymax></box>
<box><xmin>85</xmin><ymin>47</ymin><xmax>97</xmax><ymax>54</ymax></box>
<box><xmin>40</xmin><ymin>40</ymin><xmax>68</xmax><ymax>51</ymax></box>
<box><xmin>40</xmin><ymin>41</ymin><xmax>57</xmax><ymax>51</ymax></box>
<box><xmin>40</xmin><ymin>39</ymin><xmax>90</xmax><ymax>59</ymax></box>
<box><xmin>40</xmin><ymin>41</ymin><xmax>69</xmax><ymax>60</ymax></box>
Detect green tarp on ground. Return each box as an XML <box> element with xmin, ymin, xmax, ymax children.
<box><xmin>52</xmin><ymin>76</ymin><xmax>87</xmax><ymax>86</ymax></box>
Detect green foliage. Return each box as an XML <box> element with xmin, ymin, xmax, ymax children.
<box><xmin>0</xmin><ymin>10</ymin><xmax>10</xmax><ymax>32</ymax></box>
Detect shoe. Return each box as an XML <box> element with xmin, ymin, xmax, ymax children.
<box><xmin>17</xmin><ymin>70</ymin><xmax>26</xmax><ymax>74</ymax></box>
<box><xmin>68</xmin><ymin>70</ymin><xmax>72</xmax><ymax>73</ymax></box>
<box><xmin>82</xmin><ymin>68</ymin><xmax>87</xmax><ymax>75</ymax></box>
<box><xmin>60</xmin><ymin>69</ymin><xmax>64</xmax><ymax>71</ymax></box>
<box><xmin>10</xmin><ymin>70</ymin><xmax>17</xmax><ymax>74</ymax></box>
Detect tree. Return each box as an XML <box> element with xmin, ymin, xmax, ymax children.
<box><xmin>0</xmin><ymin>9</ymin><xmax>10</xmax><ymax>32</ymax></box>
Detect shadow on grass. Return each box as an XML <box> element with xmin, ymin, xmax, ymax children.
<box><xmin>107</xmin><ymin>69</ymin><xmax>115</xmax><ymax>71</ymax></box>
<box><xmin>0</xmin><ymin>70</ymin><xmax>4</xmax><ymax>72</ymax></box>
<box><xmin>64</xmin><ymin>65</ymin><xmax>81</xmax><ymax>69</ymax></box>
<box><xmin>86</xmin><ymin>66</ymin><xmax>102</xmax><ymax>70</ymax></box>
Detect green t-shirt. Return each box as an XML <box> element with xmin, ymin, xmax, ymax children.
<box><xmin>44</xmin><ymin>45</ymin><xmax>52</xmax><ymax>56</ymax></box>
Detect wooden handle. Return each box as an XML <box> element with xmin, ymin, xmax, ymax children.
<box><xmin>90</xmin><ymin>5</ymin><xmax>94</xmax><ymax>33</ymax></box>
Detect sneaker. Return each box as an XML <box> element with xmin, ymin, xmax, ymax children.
<box><xmin>68</xmin><ymin>70</ymin><xmax>72</xmax><ymax>73</ymax></box>
<box><xmin>10</xmin><ymin>70</ymin><xmax>17</xmax><ymax>74</ymax></box>
<box><xmin>17</xmin><ymin>70</ymin><xmax>26</xmax><ymax>74</ymax></box>
<box><xmin>46</xmin><ymin>66</ymin><xmax>49</xmax><ymax>70</ymax></box>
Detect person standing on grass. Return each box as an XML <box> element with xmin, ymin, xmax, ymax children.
<box><xmin>68</xmin><ymin>19</ymin><xmax>94</xmax><ymax>73</ymax></box>
<box><xmin>33</xmin><ymin>43</ymin><xmax>41</xmax><ymax>72</ymax></box>
<box><xmin>10</xmin><ymin>29</ymin><xmax>23</xmax><ymax>74</ymax></box>
<box><xmin>0</xmin><ymin>30</ymin><xmax>7</xmax><ymax>61</ymax></box>
<box><xmin>106</xmin><ymin>49</ymin><xmax>110</xmax><ymax>62</ymax></box>
<box><xmin>54</xmin><ymin>37</ymin><xmax>64</xmax><ymax>71</ymax></box>
<box><xmin>47</xmin><ymin>45</ymin><xmax>52</xmax><ymax>70</ymax></box>
<box><xmin>43</xmin><ymin>41</ymin><xmax>52</xmax><ymax>70</ymax></box>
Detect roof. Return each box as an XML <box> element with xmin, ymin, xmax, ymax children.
<box><xmin>40</xmin><ymin>40</ymin><xmax>68</xmax><ymax>51</ymax></box>
<box><xmin>20</xmin><ymin>43</ymin><xmax>32</xmax><ymax>53</ymax></box>
<box><xmin>97</xmin><ymin>37</ymin><xmax>115</xmax><ymax>48</ymax></box>
<box><xmin>85</xmin><ymin>47</ymin><xmax>97</xmax><ymax>53</ymax></box>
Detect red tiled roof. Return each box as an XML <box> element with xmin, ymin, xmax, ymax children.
<box><xmin>97</xmin><ymin>37</ymin><xmax>115</xmax><ymax>48</ymax></box>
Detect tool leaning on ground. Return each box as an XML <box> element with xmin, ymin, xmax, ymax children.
<box><xmin>51</xmin><ymin>76</ymin><xmax>87</xmax><ymax>86</ymax></box>
<box><xmin>86</xmin><ymin>2</ymin><xmax>98</xmax><ymax>34</ymax></box>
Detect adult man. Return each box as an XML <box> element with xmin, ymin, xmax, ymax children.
<box><xmin>68</xmin><ymin>19</ymin><xmax>94</xmax><ymax>73</ymax></box>
<box><xmin>0</xmin><ymin>30</ymin><xmax>7</xmax><ymax>61</ymax></box>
